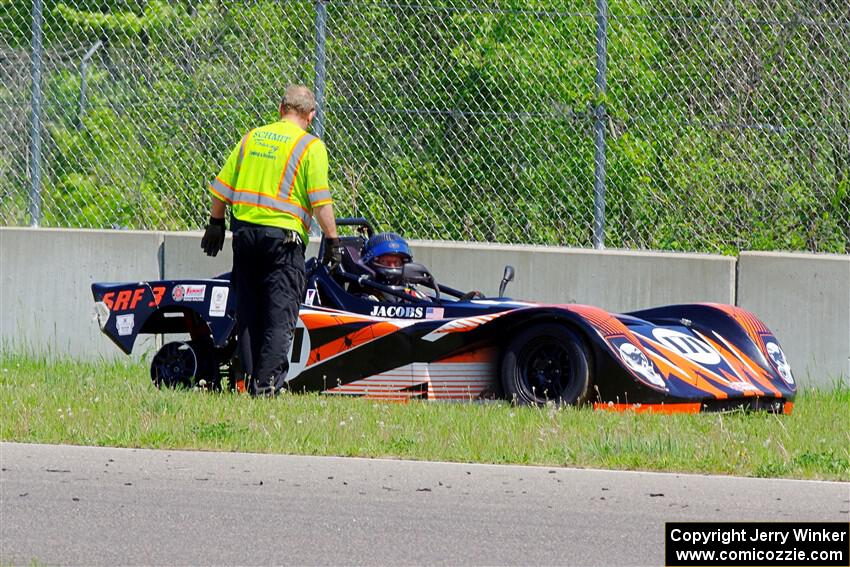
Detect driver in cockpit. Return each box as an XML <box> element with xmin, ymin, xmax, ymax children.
<box><xmin>360</xmin><ymin>232</ymin><xmax>431</xmax><ymax>302</ymax></box>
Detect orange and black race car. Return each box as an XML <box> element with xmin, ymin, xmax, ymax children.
<box><xmin>92</xmin><ymin>218</ymin><xmax>796</xmax><ymax>413</ymax></box>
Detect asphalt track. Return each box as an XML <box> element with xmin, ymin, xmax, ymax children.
<box><xmin>1</xmin><ymin>442</ymin><xmax>847</xmax><ymax>566</ymax></box>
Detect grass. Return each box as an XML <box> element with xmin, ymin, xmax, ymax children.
<box><xmin>1</xmin><ymin>353</ymin><xmax>848</xmax><ymax>480</ymax></box>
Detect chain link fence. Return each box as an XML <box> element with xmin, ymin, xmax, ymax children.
<box><xmin>2</xmin><ymin>0</ymin><xmax>848</xmax><ymax>253</ymax></box>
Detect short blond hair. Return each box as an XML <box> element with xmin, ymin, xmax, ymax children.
<box><xmin>280</xmin><ymin>85</ymin><xmax>316</xmax><ymax>116</ymax></box>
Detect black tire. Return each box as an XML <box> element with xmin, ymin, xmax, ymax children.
<box><xmin>150</xmin><ymin>341</ymin><xmax>197</xmax><ymax>388</ymax></box>
<box><xmin>500</xmin><ymin>323</ymin><xmax>592</xmax><ymax>406</ymax></box>
<box><xmin>150</xmin><ymin>339</ymin><xmax>227</xmax><ymax>390</ymax></box>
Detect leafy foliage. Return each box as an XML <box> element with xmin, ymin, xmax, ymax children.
<box><xmin>2</xmin><ymin>0</ymin><xmax>848</xmax><ymax>253</ymax></box>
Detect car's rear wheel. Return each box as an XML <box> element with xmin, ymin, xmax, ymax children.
<box><xmin>151</xmin><ymin>337</ymin><xmax>227</xmax><ymax>390</ymax></box>
<box><xmin>151</xmin><ymin>341</ymin><xmax>227</xmax><ymax>390</ymax></box>
<box><xmin>501</xmin><ymin>323</ymin><xmax>592</xmax><ymax>406</ymax></box>
<box><xmin>151</xmin><ymin>341</ymin><xmax>196</xmax><ymax>388</ymax></box>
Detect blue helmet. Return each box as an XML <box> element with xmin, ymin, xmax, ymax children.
<box><xmin>361</xmin><ymin>232</ymin><xmax>412</xmax><ymax>285</ymax></box>
<box><xmin>361</xmin><ymin>232</ymin><xmax>412</xmax><ymax>264</ymax></box>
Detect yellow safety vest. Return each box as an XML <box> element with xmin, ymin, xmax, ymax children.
<box><xmin>209</xmin><ymin>119</ymin><xmax>332</xmax><ymax>243</ymax></box>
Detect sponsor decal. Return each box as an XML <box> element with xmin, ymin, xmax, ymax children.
<box><xmin>116</xmin><ymin>314</ymin><xmax>134</xmax><ymax>336</ymax></box>
<box><xmin>651</xmin><ymin>328</ymin><xmax>722</xmax><ymax>365</ymax></box>
<box><xmin>370</xmin><ymin>305</ymin><xmax>424</xmax><ymax>318</ymax></box>
<box><xmin>618</xmin><ymin>342</ymin><xmax>666</xmax><ymax>388</ymax></box>
<box><xmin>172</xmin><ymin>285</ymin><xmax>184</xmax><ymax>302</ymax></box>
<box><xmin>304</xmin><ymin>288</ymin><xmax>317</xmax><ymax>306</ymax></box>
<box><xmin>425</xmin><ymin>306</ymin><xmax>444</xmax><ymax>319</ymax></box>
<box><xmin>101</xmin><ymin>285</ymin><xmax>165</xmax><ymax>311</ymax></box>
<box><xmin>765</xmin><ymin>341</ymin><xmax>794</xmax><ymax>385</ymax></box>
<box><xmin>182</xmin><ymin>285</ymin><xmax>206</xmax><ymax>302</ymax></box>
<box><xmin>209</xmin><ymin>286</ymin><xmax>229</xmax><ymax>317</ymax></box>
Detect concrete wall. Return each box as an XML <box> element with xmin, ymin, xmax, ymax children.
<box><xmin>0</xmin><ymin>228</ymin><xmax>161</xmax><ymax>359</ymax></box>
<box><xmin>162</xmin><ymin>231</ymin><xmax>233</xmax><ymax>279</ymax></box>
<box><xmin>161</xmin><ymin>232</ymin><xmax>319</xmax><ymax>279</ymax></box>
<box><xmin>737</xmin><ymin>252</ymin><xmax>849</xmax><ymax>387</ymax></box>
<box><xmin>2</xmin><ymin>227</ymin><xmax>846</xmax><ymax>388</ymax></box>
<box><xmin>411</xmin><ymin>241</ymin><xmax>735</xmax><ymax>313</ymax></box>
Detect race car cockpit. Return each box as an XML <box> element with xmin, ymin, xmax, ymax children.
<box><xmin>305</xmin><ymin>218</ymin><xmax>503</xmax><ymax>316</ymax></box>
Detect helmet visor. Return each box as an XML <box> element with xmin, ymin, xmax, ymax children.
<box><xmin>373</xmin><ymin>253</ymin><xmax>407</xmax><ymax>269</ymax></box>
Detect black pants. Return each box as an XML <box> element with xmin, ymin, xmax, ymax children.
<box><xmin>231</xmin><ymin>224</ymin><xmax>305</xmax><ymax>395</ymax></box>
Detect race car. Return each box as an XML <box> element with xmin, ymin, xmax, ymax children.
<box><xmin>91</xmin><ymin>218</ymin><xmax>796</xmax><ymax>413</ymax></box>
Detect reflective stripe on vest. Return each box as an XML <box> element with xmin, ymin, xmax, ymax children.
<box><xmin>308</xmin><ymin>187</ymin><xmax>332</xmax><ymax>205</ymax></box>
<box><xmin>235</xmin><ymin>131</ymin><xmax>251</xmax><ymax>176</ymax></box>
<box><xmin>209</xmin><ymin>178</ymin><xmax>312</xmax><ymax>228</ymax></box>
<box><xmin>278</xmin><ymin>132</ymin><xmax>317</xmax><ymax>199</ymax></box>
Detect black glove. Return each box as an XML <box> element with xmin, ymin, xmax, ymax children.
<box><xmin>201</xmin><ymin>217</ymin><xmax>226</xmax><ymax>257</ymax></box>
<box><xmin>323</xmin><ymin>237</ymin><xmax>342</xmax><ymax>269</ymax></box>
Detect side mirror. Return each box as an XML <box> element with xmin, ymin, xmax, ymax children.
<box><xmin>402</xmin><ymin>262</ymin><xmax>433</xmax><ymax>286</ymax></box>
<box><xmin>499</xmin><ymin>265</ymin><xmax>515</xmax><ymax>297</ymax></box>
<box><xmin>402</xmin><ymin>262</ymin><xmax>440</xmax><ymax>302</ymax></box>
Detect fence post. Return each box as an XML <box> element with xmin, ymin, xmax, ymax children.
<box><xmin>593</xmin><ymin>0</ymin><xmax>608</xmax><ymax>249</ymax></box>
<box><xmin>29</xmin><ymin>0</ymin><xmax>44</xmax><ymax>227</ymax></box>
<box><xmin>314</xmin><ymin>0</ymin><xmax>327</xmax><ymax>139</ymax></box>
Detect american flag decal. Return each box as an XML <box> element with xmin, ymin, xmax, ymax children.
<box><xmin>425</xmin><ymin>307</ymin><xmax>444</xmax><ymax>319</ymax></box>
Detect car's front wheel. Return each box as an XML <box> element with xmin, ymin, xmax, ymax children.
<box><xmin>500</xmin><ymin>323</ymin><xmax>592</xmax><ymax>406</ymax></box>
